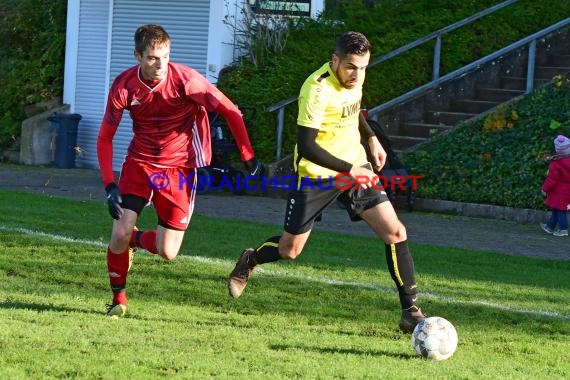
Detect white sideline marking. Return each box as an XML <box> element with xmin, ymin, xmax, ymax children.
<box><xmin>2</xmin><ymin>224</ymin><xmax>569</xmax><ymax>321</ymax></box>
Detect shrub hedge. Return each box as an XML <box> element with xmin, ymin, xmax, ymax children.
<box><xmin>0</xmin><ymin>0</ymin><xmax>66</xmax><ymax>150</ymax></box>
<box><xmin>402</xmin><ymin>76</ymin><xmax>570</xmax><ymax>210</ymax></box>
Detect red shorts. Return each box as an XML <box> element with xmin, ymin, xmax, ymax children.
<box><xmin>118</xmin><ymin>157</ymin><xmax>196</xmax><ymax>230</ymax></box>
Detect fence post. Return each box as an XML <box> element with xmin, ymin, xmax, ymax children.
<box><xmin>526</xmin><ymin>39</ymin><xmax>536</xmax><ymax>94</ymax></box>
<box><xmin>432</xmin><ymin>34</ymin><xmax>442</xmax><ymax>81</ymax></box>
<box><xmin>276</xmin><ymin>107</ymin><xmax>285</xmax><ymax>160</ymax></box>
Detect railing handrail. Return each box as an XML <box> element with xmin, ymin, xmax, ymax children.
<box><xmin>368</xmin><ymin>18</ymin><xmax>570</xmax><ymax>118</ymax></box>
<box><xmin>266</xmin><ymin>96</ymin><xmax>297</xmax><ymax>113</ymax></box>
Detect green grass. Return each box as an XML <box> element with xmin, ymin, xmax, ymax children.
<box><xmin>0</xmin><ymin>189</ymin><xmax>569</xmax><ymax>379</ymax></box>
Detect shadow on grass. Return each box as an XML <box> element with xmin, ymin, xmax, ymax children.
<box><xmin>270</xmin><ymin>343</ymin><xmax>416</xmax><ymax>359</ymax></box>
<box><xmin>0</xmin><ymin>300</ymin><xmax>90</xmax><ymax>314</ymax></box>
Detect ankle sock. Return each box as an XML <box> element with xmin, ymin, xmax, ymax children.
<box><xmin>113</xmin><ymin>290</ymin><xmax>127</xmax><ymax>305</ymax></box>
<box><xmin>252</xmin><ymin>236</ymin><xmax>282</xmax><ymax>265</ymax></box>
<box><xmin>130</xmin><ymin>229</ymin><xmax>158</xmax><ymax>254</ymax></box>
<box><xmin>138</xmin><ymin>230</ymin><xmax>158</xmax><ymax>254</ymax></box>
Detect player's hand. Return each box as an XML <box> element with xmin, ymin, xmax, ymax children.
<box><xmin>245</xmin><ymin>158</ymin><xmax>264</xmax><ymax>176</ymax></box>
<box><xmin>105</xmin><ymin>183</ymin><xmax>123</xmax><ymax>220</ymax></box>
<box><xmin>349</xmin><ymin>165</ymin><xmax>378</xmax><ymax>190</ymax></box>
<box><xmin>368</xmin><ymin>136</ymin><xmax>386</xmax><ymax>171</ymax></box>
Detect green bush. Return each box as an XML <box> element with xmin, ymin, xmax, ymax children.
<box><xmin>0</xmin><ymin>0</ymin><xmax>67</xmax><ymax>150</ymax></box>
<box><xmin>403</xmin><ymin>75</ymin><xmax>570</xmax><ymax>210</ymax></box>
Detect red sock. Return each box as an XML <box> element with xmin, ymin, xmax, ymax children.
<box><xmin>138</xmin><ymin>230</ymin><xmax>158</xmax><ymax>254</ymax></box>
<box><xmin>107</xmin><ymin>247</ymin><xmax>131</xmax><ymax>304</ymax></box>
<box><xmin>129</xmin><ymin>226</ymin><xmax>139</xmax><ymax>248</ymax></box>
<box><xmin>113</xmin><ymin>290</ymin><xmax>127</xmax><ymax>305</ymax></box>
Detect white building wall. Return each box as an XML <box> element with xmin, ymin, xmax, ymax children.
<box><xmin>63</xmin><ymin>0</ymin><xmax>324</xmax><ymax>170</ymax></box>
<box><xmin>64</xmin><ymin>0</ymin><xmax>110</xmax><ymax>171</ymax></box>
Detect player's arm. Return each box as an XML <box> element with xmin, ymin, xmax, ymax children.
<box><xmin>297</xmin><ymin>126</ymin><xmax>352</xmax><ymax>173</ymax></box>
<box><xmin>359</xmin><ymin>113</ymin><xmax>386</xmax><ymax>171</ymax></box>
<box><xmin>97</xmin><ymin>118</ymin><xmax>124</xmax><ymax>220</ymax></box>
<box><xmin>97</xmin><ymin>119</ymin><xmax>118</xmax><ymax>188</ymax></box>
<box><xmin>297</xmin><ymin>127</ymin><xmax>375</xmax><ymax>189</ymax></box>
<box><xmin>216</xmin><ymin>99</ymin><xmax>263</xmax><ymax>175</ymax></box>
<box><xmin>190</xmin><ymin>76</ymin><xmax>261</xmax><ymax>174</ymax></box>
<box><xmin>358</xmin><ymin>112</ymin><xmax>375</xmax><ymax>140</ymax></box>
<box><xmin>97</xmin><ymin>89</ymin><xmax>126</xmax><ymax>219</ymax></box>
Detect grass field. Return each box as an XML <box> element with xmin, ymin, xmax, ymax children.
<box><xmin>0</xmin><ymin>189</ymin><xmax>568</xmax><ymax>379</ymax></box>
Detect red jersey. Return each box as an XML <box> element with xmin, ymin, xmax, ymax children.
<box><xmin>97</xmin><ymin>62</ymin><xmax>254</xmax><ymax>186</ymax></box>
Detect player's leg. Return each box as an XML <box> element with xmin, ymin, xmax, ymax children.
<box><xmin>227</xmin><ymin>230</ymin><xmax>312</xmax><ymax>299</ymax></box>
<box><xmin>129</xmin><ymin>225</ymin><xmax>158</xmax><ymax>254</ymax></box>
<box><xmin>360</xmin><ymin>200</ymin><xmax>406</xmax><ymax>242</ymax></box>
<box><xmin>118</xmin><ymin>194</ymin><xmax>158</xmax><ymax>254</ymax></box>
<box><xmin>106</xmin><ymin>209</ymin><xmax>138</xmax><ymax>317</ymax></box>
<box><xmin>228</xmin><ymin>181</ymin><xmax>337</xmax><ymax>298</ymax></box>
<box><xmin>106</xmin><ymin>159</ymin><xmax>153</xmax><ymax>317</ymax></box>
<box><xmin>155</xmin><ymin>226</ymin><xmax>186</xmax><ymax>260</ymax></box>
<box><xmin>354</xmin><ymin>188</ymin><xmax>425</xmax><ymax>332</ymax></box>
<box><xmin>116</xmin><ymin>159</ymin><xmax>158</xmax><ymax>255</ymax></box>
<box><xmin>151</xmin><ymin>166</ymin><xmax>195</xmax><ymax>260</ymax></box>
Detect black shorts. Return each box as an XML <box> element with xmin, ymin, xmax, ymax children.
<box><xmin>283</xmin><ymin>169</ymin><xmax>390</xmax><ymax>235</ymax></box>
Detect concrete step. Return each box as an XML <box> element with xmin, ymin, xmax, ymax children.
<box><xmin>388</xmin><ymin>135</ymin><xmax>427</xmax><ymax>151</ymax></box>
<box><xmin>400</xmin><ymin>122</ymin><xmax>453</xmax><ymax>138</ymax></box>
<box><xmin>475</xmin><ymin>87</ymin><xmax>524</xmax><ymax>102</ymax></box>
<box><xmin>425</xmin><ymin>110</ymin><xmax>477</xmax><ymax>125</ymax></box>
<box><xmin>534</xmin><ymin>65</ymin><xmax>570</xmax><ymax>79</ymax></box>
<box><xmin>499</xmin><ymin>76</ymin><xmax>551</xmax><ymax>90</ymax></box>
<box><xmin>450</xmin><ymin>99</ymin><xmax>500</xmax><ymax>114</ymax></box>
<box><xmin>548</xmin><ymin>53</ymin><xmax>570</xmax><ymax>67</ymax></box>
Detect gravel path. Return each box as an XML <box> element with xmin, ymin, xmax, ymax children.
<box><xmin>1</xmin><ymin>165</ymin><xmax>567</xmax><ymax>261</ymax></box>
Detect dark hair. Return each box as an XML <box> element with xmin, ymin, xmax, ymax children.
<box><xmin>134</xmin><ymin>24</ymin><xmax>171</xmax><ymax>54</ymax></box>
<box><xmin>334</xmin><ymin>31</ymin><xmax>371</xmax><ymax>57</ymax></box>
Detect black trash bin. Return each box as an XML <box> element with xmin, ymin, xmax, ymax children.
<box><xmin>48</xmin><ymin>113</ymin><xmax>82</xmax><ymax>168</ymax></box>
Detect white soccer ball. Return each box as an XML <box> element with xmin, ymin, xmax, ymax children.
<box><xmin>411</xmin><ymin>316</ymin><xmax>458</xmax><ymax>361</ymax></box>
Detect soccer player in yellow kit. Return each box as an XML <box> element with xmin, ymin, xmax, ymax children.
<box><xmin>228</xmin><ymin>31</ymin><xmax>426</xmax><ymax>332</ymax></box>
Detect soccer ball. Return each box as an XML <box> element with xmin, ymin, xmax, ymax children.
<box><xmin>411</xmin><ymin>316</ymin><xmax>458</xmax><ymax>361</ymax></box>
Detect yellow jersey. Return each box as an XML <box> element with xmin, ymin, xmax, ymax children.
<box><xmin>295</xmin><ymin>62</ymin><xmax>367</xmax><ymax>179</ymax></box>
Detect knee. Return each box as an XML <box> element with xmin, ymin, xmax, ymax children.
<box><xmin>111</xmin><ymin>226</ymin><xmax>133</xmax><ymax>248</ymax></box>
<box><xmin>386</xmin><ymin>223</ymin><xmax>407</xmax><ymax>244</ymax></box>
<box><xmin>158</xmin><ymin>248</ymin><xmax>179</xmax><ymax>261</ymax></box>
<box><xmin>278</xmin><ymin>243</ymin><xmax>303</xmax><ymax>260</ymax></box>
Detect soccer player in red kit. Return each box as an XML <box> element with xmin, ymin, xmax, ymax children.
<box><xmin>97</xmin><ymin>24</ymin><xmax>262</xmax><ymax>317</ymax></box>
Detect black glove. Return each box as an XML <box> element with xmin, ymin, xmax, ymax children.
<box><xmin>245</xmin><ymin>158</ymin><xmax>264</xmax><ymax>176</ymax></box>
<box><xmin>105</xmin><ymin>183</ymin><xmax>123</xmax><ymax>220</ymax></box>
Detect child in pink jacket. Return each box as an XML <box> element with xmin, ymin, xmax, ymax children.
<box><xmin>540</xmin><ymin>135</ymin><xmax>570</xmax><ymax>237</ymax></box>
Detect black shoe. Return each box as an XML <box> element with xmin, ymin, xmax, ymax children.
<box><xmin>227</xmin><ymin>248</ymin><xmax>255</xmax><ymax>298</ymax></box>
<box><xmin>399</xmin><ymin>305</ymin><xmax>426</xmax><ymax>333</ymax></box>
<box><xmin>106</xmin><ymin>303</ymin><xmax>127</xmax><ymax>318</ymax></box>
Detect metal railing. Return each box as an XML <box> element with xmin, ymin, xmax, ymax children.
<box><xmin>266</xmin><ymin>0</ymin><xmax>520</xmax><ymax>160</ymax></box>
<box><xmin>367</xmin><ymin>18</ymin><xmax>570</xmax><ymax>119</ymax></box>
